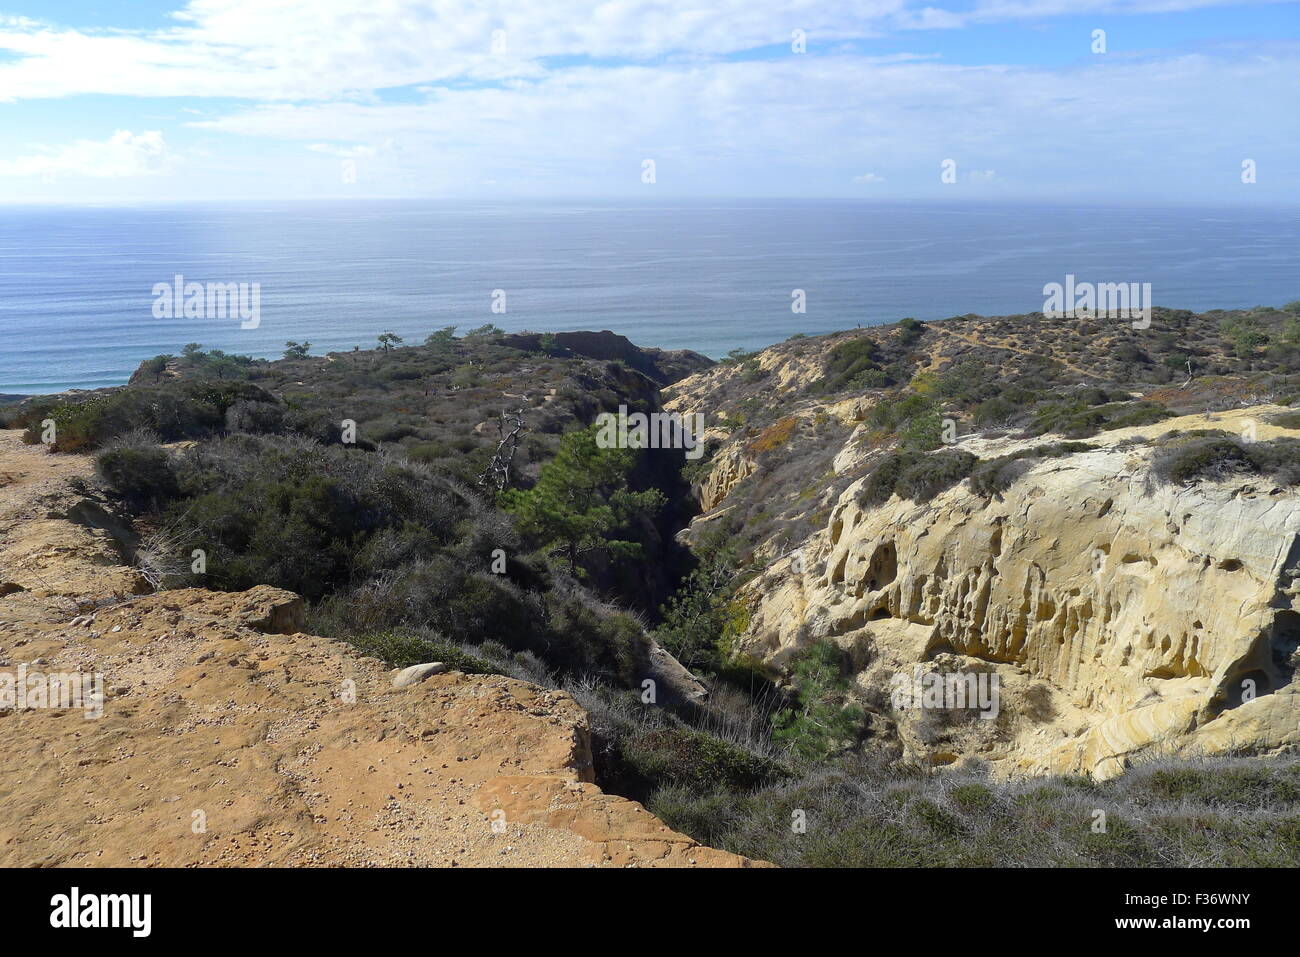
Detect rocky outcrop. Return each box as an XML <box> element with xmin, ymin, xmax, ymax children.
<box><xmin>500</xmin><ymin>330</ymin><xmax>713</xmax><ymax>386</ymax></box>
<box><xmin>0</xmin><ymin>584</ymin><xmax>760</xmax><ymax>866</ymax></box>
<box><xmin>127</xmin><ymin>355</ymin><xmax>182</xmax><ymax>385</ymax></box>
<box><xmin>664</xmin><ymin>338</ymin><xmax>830</xmax><ymax>412</ymax></box>
<box><xmin>697</xmin><ymin>441</ymin><xmax>757</xmax><ymax>512</ymax></box>
<box><xmin>725</xmin><ymin>407</ymin><xmax>1300</xmax><ymax>779</ymax></box>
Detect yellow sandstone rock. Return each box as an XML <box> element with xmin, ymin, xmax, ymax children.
<box><xmin>710</xmin><ymin>407</ymin><xmax>1300</xmax><ymax>779</ymax></box>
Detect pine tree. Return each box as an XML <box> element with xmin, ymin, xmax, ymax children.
<box><xmin>772</xmin><ymin>640</ymin><xmax>865</xmax><ymax>761</ymax></box>
<box><xmin>503</xmin><ymin>425</ymin><xmax>663</xmax><ymax>574</ymax></box>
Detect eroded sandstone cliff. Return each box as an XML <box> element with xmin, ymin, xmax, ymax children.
<box><xmin>675</xmin><ymin>361</ymin><xmax>1300</xmax><ymax>778</ymax></box>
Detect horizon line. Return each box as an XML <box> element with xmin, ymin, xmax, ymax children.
<box><xmin>1</xmin><ymin>195</ymin><xmax>1298</xmax><ymax>211</ymax></box>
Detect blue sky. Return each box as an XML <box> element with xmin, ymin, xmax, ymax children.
<box><xmin>0</xmin><ymin>0</ymin><xmax>1296</xmax><ymax>203</ymax></box>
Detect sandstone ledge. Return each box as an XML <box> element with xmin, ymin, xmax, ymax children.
<box><xmin>0</xmin><ymin>585</ymin><xmax>761</xmax><ymax>867</ymax></box>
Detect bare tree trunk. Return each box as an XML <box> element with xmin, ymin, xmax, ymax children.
<box><xmin>477</xmin><ymin>408</ymin><xmax>529</xmax><ymax>494</ymax></box>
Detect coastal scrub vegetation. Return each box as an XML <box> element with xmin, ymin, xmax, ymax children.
<box><xmin>23</xmin><ymin>330</ymin><xmax>791</xmax><ymax>817</ymax></box>
<box><xmin>1151</xmin><ymin>431</ymin><xmax>1300</xmax><ymax>487</ymax></box>
<box><xmin>649</xmin><ymin>756</ymin><xmax>1300</xmax><ymax>867</ymax></box>
<box><xmin>860</xmin><ymin>448</ymin><xmax>977</xmax><ymax>506</ymax></box>
<box><xmin>13</xmin><ymin>304</ymin><xmax>1300</xmax><ymax>867</ymax></box>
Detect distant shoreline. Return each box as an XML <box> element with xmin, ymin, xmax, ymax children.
<box><xmin>6</xmin><ymin>298</ymin><xmax>1300</xmax><ymax>400</ymax></box>
<box><xmin>3</xmin><ymin>202</ymin><xmax>1296</xmax><ymax>395</ymax></box>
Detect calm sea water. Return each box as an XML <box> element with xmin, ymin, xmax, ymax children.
<box><xmin>0</xmin><ymin>200</ymin><xmax>1296</xmax><ymax>394</ymax></box>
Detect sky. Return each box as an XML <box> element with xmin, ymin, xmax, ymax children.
<box><xmin>0</xmin><ymin>0</ymin><xmax>1296</xmax><ymax>203</ymax></box>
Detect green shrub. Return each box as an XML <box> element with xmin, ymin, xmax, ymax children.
<box><xmin>1135</xmin><ymin>765</ymin><xmax>1300</xmax><ymax>807</ymax></box>
<box><xmin>622</xmin><ymin>727</ymin><xmax>785</xmax><ymax>796</ymax></box>
<box><xmin>344</xmin><ymin>629</ymin><xmax>500</xmax><ymax>673</ymax></box>
<box><xmin>1098</xmin><ymin>401</ymin><xmax>1174</xmax><ymax>431</ymax></box>
<box><xmin>137</xmin><ymin>355</ymin><xmax>171</xmax><ymax>376</ymax></box>
<box><xmin>1149</xmin><ymin>432</ymin><xmax>1300</xmax><ymax>487</ymax></box>
<box><xmin>26</xmin><ymin>396</ymin><xmax>110</xmax><ymax>451</ymax></box>
<box><xmin>772</xmin><ymin>640</ymin><xmax>865</xmax><ymax>762</ymax></box>
<box><xmin>225</xmin><ymin>398</ymin><xmax>285</xmax><ymax>434</ymax></box>
<box><xmin>176</xmin><ymin>345</ymin><xmax>257</xmax><ymax>379</ymax></box>
<box><xmin>1240</xmin><ymin>437</ymin><xmax>1300</xmax><ymax>486</ymax></box>
<box><xmin>896</xmin><ymin>317</ymin><xmax>924</xmax><ymax>347</ymax></box>
<box><xmin>812</xmin><ymin>337</ymin><xmax>891</xmax><ymax>393</ymax></box>
<box><xmin>648</xmin><ymin>756</ymin><xmax>1300</xmax><ymax>868</ymax></box>
<box><xmin>654</xmin><ymin>551</ymin><xmax>736</xmax><ymax>674</ymax></box>
<box><xmin>1153</xmin><ymin>437</ymin><xmax>1257</xmax><ymax>484</ymax></box>
<box><xmin>1026</xmin><ymin>400</ymin><xmax>1104</xmax><ymax>438</ymax></box>
<box><xmin>95</xmin><ymin>441</ymin><xmax>179</xmax><ymax>509</ymax></box>
<box><xmin>860</xmin><ymin>448</ymin><xmax>922</xmax><ymax>505</ymax></box>
<box><xmin>861</xmin><ymin>449</ymin><xmax>976</xmax><ymax>505</ymax></box>
<box><xmin>893</xmin><ymin>449</ymin><xmax>977</xmax><ymax>502</ymax></box>
<box><xmin>867</xmin><ymin>392</ymin><xmax>935</xmax><ymax>435</ymax></box>
<box><xmin>149</xmin><ymin>434</ymin><xmax>468</xmax><ymax>600</ymax></box>
<box><xmin>973</xmin><ymin>395</ymin><xmax>1019</xmax><ymax>427</ymax></box>
<box><xmin>21</xmin><ymin>381</ymin><xmax>280</xmax><ymax>451</ymax></box>
<box><xmin>950</xmin><ymin>782</ymin><xmax>995</xmax><ymax>812</ymax></box>
<box><xmin>542</xmin><ymin>589</ymin><xmax>649</xmax><ymax>686</ymax></box>
<box><xmin>897</xmin><ymin>406</ymin><xmax>945</xmax><ymax>450</ymax></box>
<box><xmin>1221</xmin><ymin>315</ymin><xmax>1270</xmax><ymax>356</ymax></box>
<box><xmin>367</xmin><ymin>420</ymin><xmax>422</xmax><ymax>443</ymax></box>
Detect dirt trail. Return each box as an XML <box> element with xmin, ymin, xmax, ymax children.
<box><xmin>0</xmin><ymin>432</ymin><xmax>81</xmax><ymax>489</ymax></box>
<box><xmin>0</xmin><ymin>432</ymin><xmax>760</xmax><ymax>867</ymax></box>
<box><xmin>934</xmin><ymin>326</ymin><xmax>1095</xmax><ymax>380</ymax></box>
<box><xmin>0</xmin><ymin>431</ymin><xmax>145</xmax><ymax>611</ymax></box>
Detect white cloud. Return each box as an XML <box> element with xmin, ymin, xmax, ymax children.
<box><xmin>180</xmin><ymin>49</ymin><xmax>1300</xmax><ymax>198</ymax></box>
<box><xmin>306</xmin><ymin>140</ymin><xmax>396</xmax><ymax>159</ymax></box>
<box><xmin>0</xmin><ymin>130</ymin><xmax>174</xmax><ymax>178</ymax></box>
<box><xmin>0</xmin><ymin>1</ymin><xmax>1287</xmax><ymax>105</ymax></box>
<box><xmin>0</xmin><ymin>1</ymin><xmax>906</xmax><ymax>102</ymax></box>
<box><xmin>0</xmin><ymin>2</ymin><xmax>1294</xmax><ymax>200</ymax></box>
<box><xmin>894</xmin><ymin>0</ymin><xmax>1293</xmax><ymax>29</ymax></box>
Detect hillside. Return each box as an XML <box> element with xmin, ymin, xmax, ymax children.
<box><xmin>0</xmin><ymin>431</ymin><xmax>755</xmax><ymax>867</ymax></box>
<box><xmin>4</xmin><ymin>310</ymin><xmax>1300</xmax><ymax>868</ymax></box>
<box><xmin>664</xmin><ymin>303</ymin><xmax>1300</xmax><ymax>777</ymax></box>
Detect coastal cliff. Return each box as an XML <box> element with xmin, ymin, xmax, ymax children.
<box><xmin>0</xmin><ymin>430</ymin><xmax>757</xmax><ymax>867</ymax></box>
<box><xmin>729</xmin><ymin>407</ymin><xmax>1300</xmax><ymax>778</ymax></box>
<box><xmin>6</xmin><ymin>310</ymin><xmax>1300</xmax><ymax>867</ymax></box>
<box><xmin>667</xmin><ymin>305</ymin><xmax>1300</xmax><ymax>780</ymax></box>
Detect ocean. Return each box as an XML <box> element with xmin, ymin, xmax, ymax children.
<box><xmin>0</xmin><ymin>199</ymin><xmax>1297</xmax><ymax>394</ymax></box>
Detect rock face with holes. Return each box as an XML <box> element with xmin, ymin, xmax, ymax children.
<box><xmin>728</xmin><ymin>407</ymin><xmax>1300</xmax><ymax>779</ymax></box>
<box><xmin>697</xmin><ymin>440</ymin><xmax>758</xmax><ymax>512</ymax></box>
